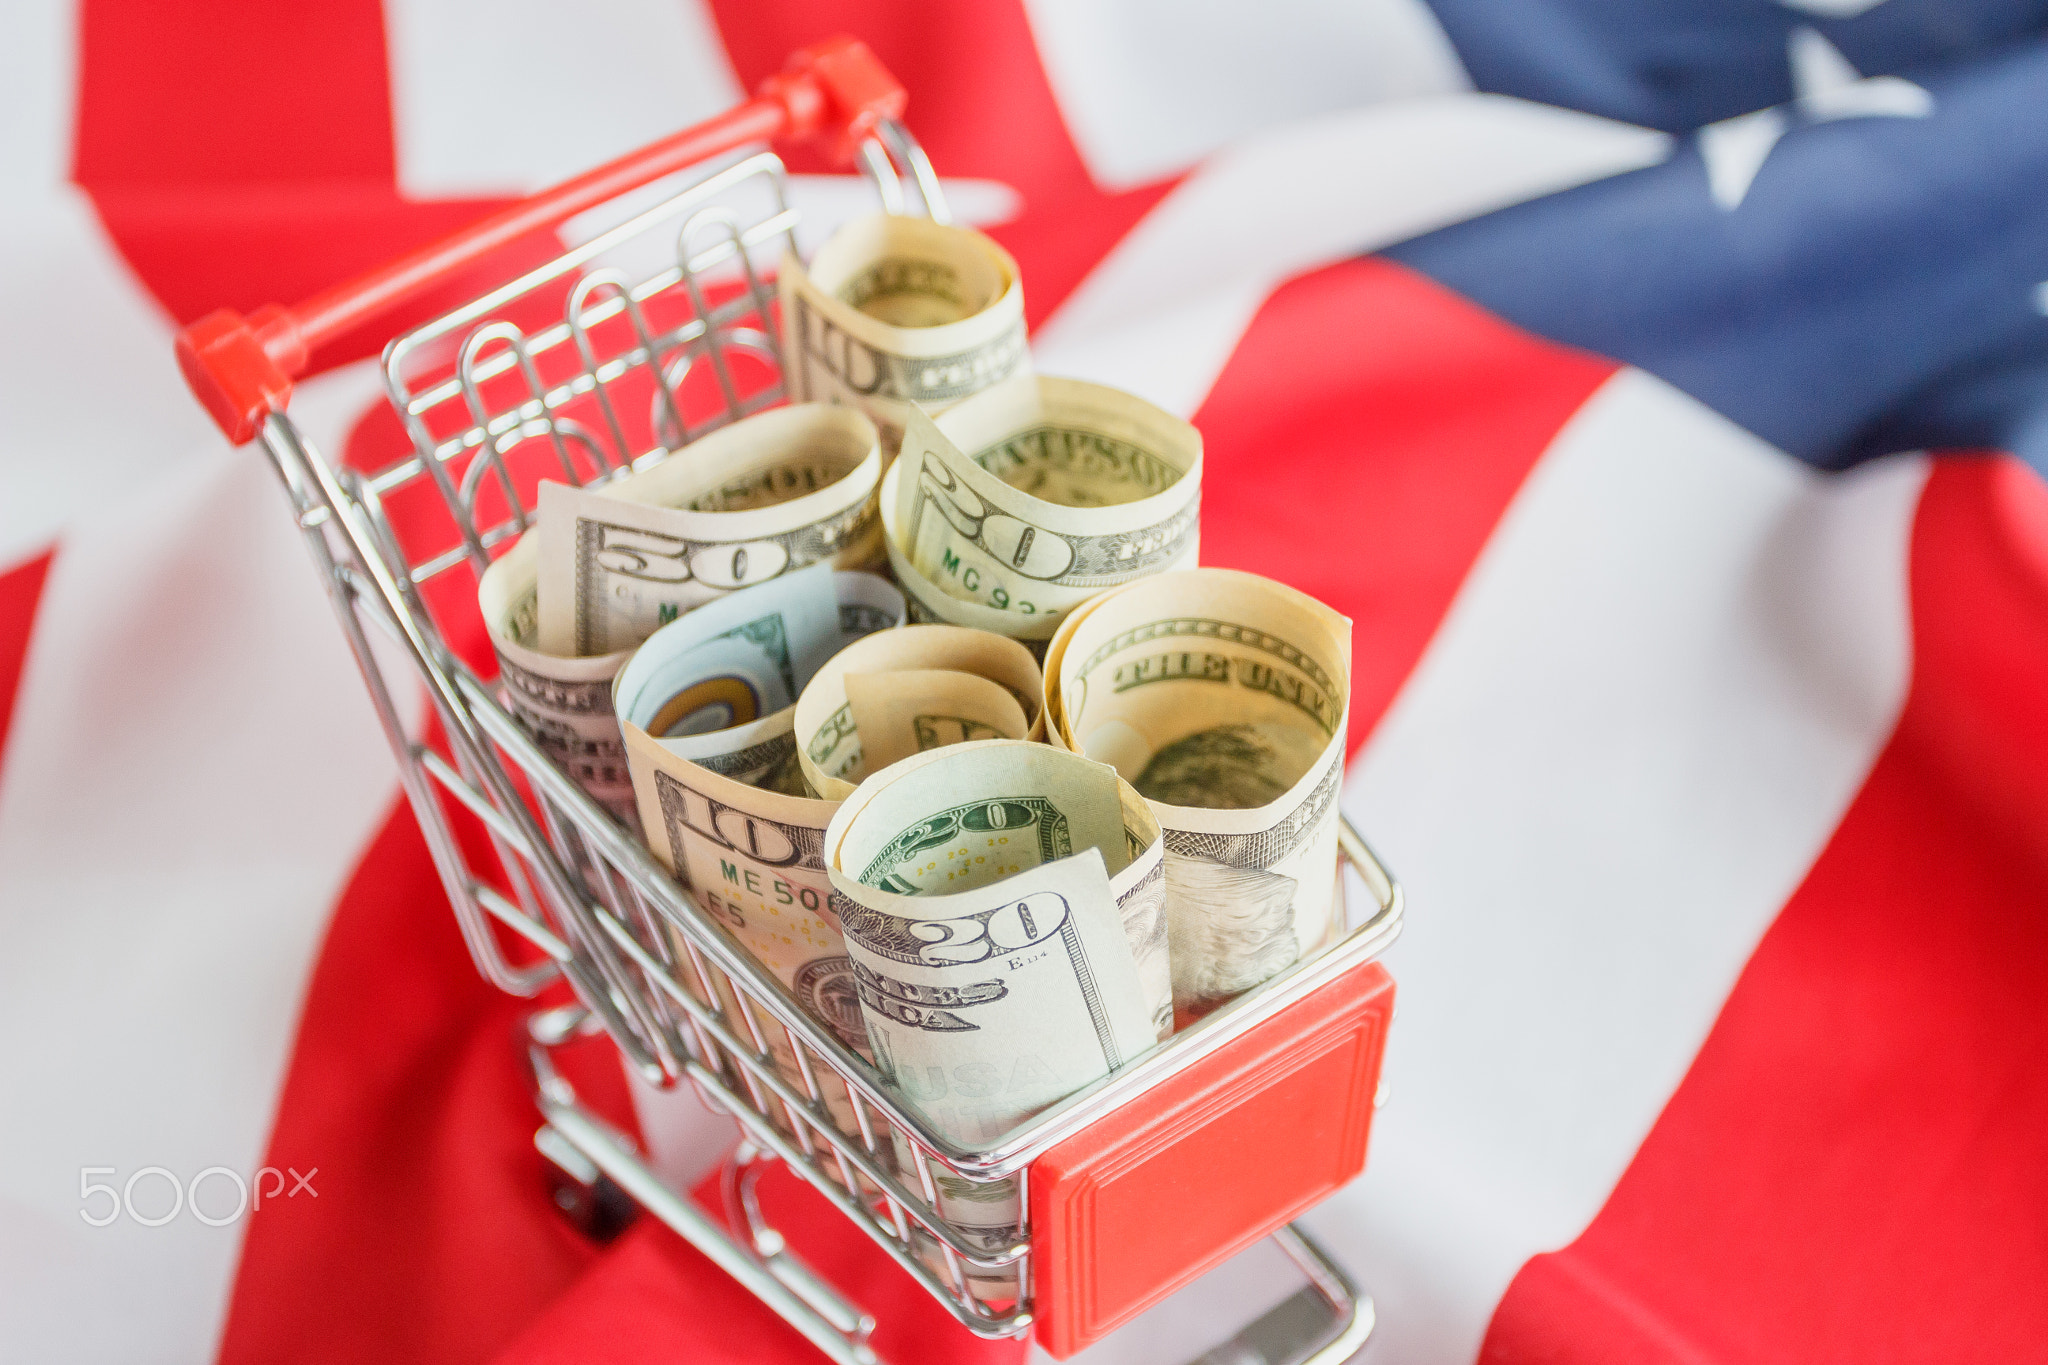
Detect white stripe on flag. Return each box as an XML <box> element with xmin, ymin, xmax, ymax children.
<box><xmin>1317</xmin><ymin>370</ymin><xmax>1925</xmax><ymax>1364</ymax></box>
<box><xmin>0</xmin><ymin>189</ymin><xmax>220</xmax><ymax>571</ymax></box>
<box><xmin>383</xmin><ymin>0</ymin><xmax>745</xmax><ymax>198</ymax></box>
<box><xmin>385</xmin><ymin>0</ymin><xmax>1021</xmax><ymax>270</ymax></box>
<box><xmin>1044</xmin><ymin>377</ymin><xmax>1923</xmax><ymax>1365</ymax></box>
<box><xmin>0</xmin><ymin>6</ymin><xmax>213</xmax><ymax>578</ymax></box>
<box><xmin>0</xmin><ymin>0</ymin><xmax>73</xmax><ymax>188</ymax></box>
<box><xmin>1023</xmin><ymin>0</ymin><xmax>1470</xmax><ymax>191</ymax></box>
<box><xmin>0</xmin><ymin>362</ymin><xmax>413</xmax><ymax>1364</ymax></box>
<box><xmin>1033</xmin><ymin>94</ymin><xmax>1672</xmax><ymax>419</ymax></box>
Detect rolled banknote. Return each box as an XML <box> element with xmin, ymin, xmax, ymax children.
<box><xmin>792</xmin><ymin>624</ymin><xmax>1045</xmax><ymax>801</ymax></box>
<box><xmin>478</xmin><ymin>529</ymin><xmax>638</xmax><ymax>825</ymax></box>
<box><xmin>881</xmin><ymin>464</ymin><xmax>1058</xmax><ymax>655</ymax></box>
<box><xmin>536</xmin><ymin>403</ymin><xmax>884</xmax><ymax>659</ymax></box>
<box><xmin>799</xmin><ymin>648</ymin><xmax>1172</xmax><ymax>1035</ymax></box>
<box><xmin>616</xmin><ymin>567</ymin><xmax>903</xmax><ymax>1060</ymax></box>
<box><xmin>1043</xmin><ymin>569</ymin><xmax>1353</xmax><ymax>1020</ymax></box>
<box><xmin>825</xmin><ymin>740</ymin><xmax>1167</xmax><ymax>1288</ymax></box>
<box><xmin>825</xmin><ymin>739</ymin><xmax>1169</xmax><ymax>1133</ymax></box>
<box><xmin>779</xmin><ymin>213</ymin><xmax>1029</xmax><ymax>445</ymax></box>
<box><xmin>884</xmin><ymin>375</ymin><xmax>1201</xmax><ymax>647</ymax></box>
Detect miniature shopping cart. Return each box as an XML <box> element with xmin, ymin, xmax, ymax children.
<box><xmin>175</xmin><ymin>38</ymin><xmax>1403</xmax><ymax>1364</ymax></box>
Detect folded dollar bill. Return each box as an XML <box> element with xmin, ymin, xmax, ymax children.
<box><xmin>880</xmin><ymin>483</ymin><xmax>1063</xmax><ymax>653</ymax></box>
<box><xmin>824</xmin><ymin>739</ymin><xmax>1169</xmax><ymax>1292</ymax></box>
<box><xmin>1043</xmin><ymin>569</ymin><xmax>1353</xmax><ymax>1020</ymax></box>
<box><xmin>478</xmin><ymin>530</ymin><xmax>640</xmax><ymax>825</ymax></box>
<box><xmin>881</xmin><ymin>375</ymin><xmax>1201</xmax><ymax>650</ymax></box>
<box><xmin>616</xmin><ymin>567</ymin><xmax>903</xmax><ymax>1060</ymax></box>
<box><xmin>824</xmin><ymin>739</ymin><xmax>1170</xmax><ymax>1145</ymax></box>
<box><xmin>779</xmin><ymin>213</ymin><xmax>1028</xmax><ymax>445</ymax></box>
<box><xmin>537</xmin><ymin>403</ymin><xmax>884</xmax><ymax>659</ymax></box>
<box><xmin>792</xmin><ymin>623</ymin><xmax>1046</xmax><ymax>801</ymax></box>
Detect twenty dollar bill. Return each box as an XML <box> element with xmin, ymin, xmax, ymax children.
<box><xmin>886</xmin><ymin>375</ymin><xmax>1201</xmax><ymax>647</ymax></box>
<box><xmin>824</xmin><ymin>739</ymin><xmax>1170</xmax><ymax>1145</ymax></box>
<box><xmin>823</xmin><ymin>740</ymin><xmax>1169</xmax><ymax>1295</ymax></box>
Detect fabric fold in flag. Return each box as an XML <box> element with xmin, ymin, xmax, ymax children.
<box><xmin>3</xmin><ymin>2</ymin><xmax>2046</xmax><ymax>1362</ymax></box>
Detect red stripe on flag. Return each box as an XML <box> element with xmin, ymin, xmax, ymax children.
<box><xmin>75</xmin><ymin>0</ymin><xmax>394</xmax><ymax>186</ymax></box>
<box><xmin>1478</xmin><ymin>455</ymin><xmax>2048</xmax><ymax>1362</ymax></box>
<box><xmin>0</xmin><ymin>549</ymin><xmax>55</xmax><ymax>772</ymax></box>
<box><xmin>73</xmin><ymin>0</ymin><xmax>535</xmax><ymax>372</ymax></box>
<box><xmin>213</xmin><ymin>788</ymin><xmax>629</xmax><ymax>1365</ymax></box>
<box><xmin>490</xmin><ymin>1163</ymin><xmax>1028</xmax><ymax>1365</ymax></box>
<box><xmin>486</xmin><ymin>1221</ymin><xmax>820</xmax><ymax>1364</ymax></box>
<box><xmin>705</xmin><ymin>0</ymin><xmax>1178</xmax><ymax>326</ymax></box>
<box><xmin>1188</xmin><ymin>257</ymin><xmax>1619</xmax><ymax>751</ymax></box>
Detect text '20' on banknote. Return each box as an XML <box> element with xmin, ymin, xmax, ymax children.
<box><xmin>882</xmin><ymin>374</ymin><xmax>1202</xmax><ymax>653</ymax></box>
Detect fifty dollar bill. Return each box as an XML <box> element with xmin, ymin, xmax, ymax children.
<box><xmin>538</xmin><ymin>403</ymin><xmax>884</xmax><ymax>659</ymax></box>
<box><xmin>479</xmin><ymin>530</ymin><xmax>639</xmax><ymax>825</ymax></box>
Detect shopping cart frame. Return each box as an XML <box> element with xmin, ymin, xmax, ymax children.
<box><xmin>175</xmin><ymin>37</ymin><xmax>1402</xmax><ymax>1365</ymax></box>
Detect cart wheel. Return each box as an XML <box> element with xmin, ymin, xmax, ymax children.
<box><xmin>537</xmin><ymin>1122</ymin><xmax>640</xmax><ymax>1242</ymax></box>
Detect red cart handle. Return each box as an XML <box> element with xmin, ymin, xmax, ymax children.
<box><xmin>176</xmin><ymin>36</ymin><xmax>907</xmax><ymax>445</ymax></box>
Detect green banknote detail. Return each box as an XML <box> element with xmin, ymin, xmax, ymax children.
<box><xmin>856</xmin><ymin>795</ymin><xmax>1073</xmax><ymax>894</ymax></box>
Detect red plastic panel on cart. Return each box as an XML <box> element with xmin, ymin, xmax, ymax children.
<box><xmin>1028</xmin><ymin>960</ymin><xmax>1395</xmax><ymax>1358</ymax></box>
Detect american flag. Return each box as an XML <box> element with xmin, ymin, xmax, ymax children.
<box><xmin>4</xmin><ymin>1</ymin><xmax>2046</xmax><ymax>1361</ymax></box>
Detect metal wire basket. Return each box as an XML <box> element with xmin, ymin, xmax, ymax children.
<box><xmin>174</xmin><ymin>37</ymin><xmax>1402</xmax><ymax>1365</ymax></box>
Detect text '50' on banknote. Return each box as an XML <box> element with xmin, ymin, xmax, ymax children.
<box><xmin>779</xmin><ymin>213</ymin><xmax>1028</xmax><ymax>440</ymax></box>
<box><xmin>536</xmin><ymin>403</ymin><xmax>884</xmax><ymax>659</ymax></box>
<box><xmin>885</xmin><ymin>375</ymin><xmax>1202</xmax><ymax>647</ymax></box>
<box><xmin>1044</xmin><ymin>569</ymin><xmax>1353</xmax><ymax>1021</ymax></box>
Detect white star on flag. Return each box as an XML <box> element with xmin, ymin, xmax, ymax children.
<box><xmin>1698</xmin><ymin>26</ymin><xmax>1933</xmax><ymax>210</ymax></box>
